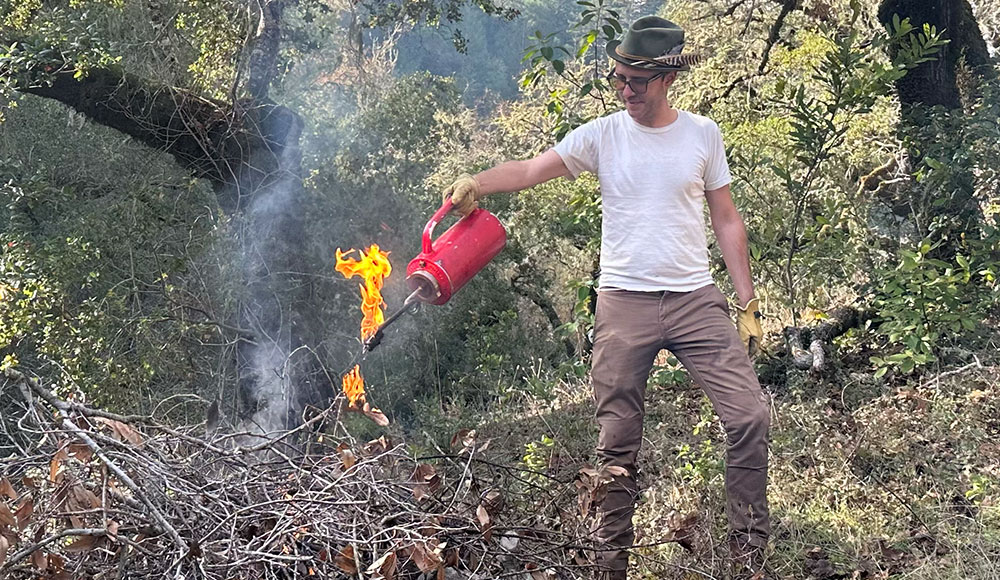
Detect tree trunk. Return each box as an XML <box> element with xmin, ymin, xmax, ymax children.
<box><xmin>877</xmin><ymin>0</ymin><xmax>993</xmax><ymax>252</ymax></box>
<box><xmin>878</xmin><ymin>0</ymin><xmax>992</xmax><ymax>109</ymax></box>
<box><xmin>24</xmin><ymin>70</ymin><xmax>299</xmax><ymax>213</ymax></box>
<box><xmin>15</xmin><ymin>31</ymin><xmax>319</xmax><ymax>429</ymax></box>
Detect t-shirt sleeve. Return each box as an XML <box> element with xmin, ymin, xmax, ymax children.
<box><xmin>552</xmin><ymin>120</ymin><xmax>600</xmax><ymax>179</ymax></box>
<box><xmin>703</xmin><ymin>122</ymin><xmax>732</xmax><ymax>191</ymax></box>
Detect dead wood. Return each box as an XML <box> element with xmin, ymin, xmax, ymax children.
<box><xmin>0</xmin><ymin>368</ymin><xmax>610</xmax><ymax>579</ymax></box>
<box><xmin>783</xmin><ymin>307</ymin><xmax>874</xmax><ymax>372</ymax></box>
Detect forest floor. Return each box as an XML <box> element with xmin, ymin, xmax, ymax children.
<box><xmin>451</xmin><ymin>343</ymin><xmax>1000</xmax><ymax>579</ymax></box>
<box><xmin>3</xmin><ymin>344</ymin><xmax>998</xmax><ymax>579</ymax></box>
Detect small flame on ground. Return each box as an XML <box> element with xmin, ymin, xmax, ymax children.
<box><xmin>342</xmin><ymin>365</ymin><xmax>365</xmax><ymax>407</ymax></box>
<box><xmin>335</xmin><ymin>244</ymin><xmax>391</xmax><ymax>409</ymax></box>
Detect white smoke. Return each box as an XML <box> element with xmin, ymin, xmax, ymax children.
<box><xmin>245</xmin><ymin>342</ymin><xmax>292</xmax><ymax>436</ymax></box>
<box><xmin>236</xmin><ymin>106</ymin><xmax>305</xmax><ymax>437</ymax></box>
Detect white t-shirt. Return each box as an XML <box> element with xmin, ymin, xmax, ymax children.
<box><xmin>552</xmin><ymin>109</ymin><xmax>732</xmax><ymax>291</ymax></box>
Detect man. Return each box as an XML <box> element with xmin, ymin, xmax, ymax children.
<box><xmin>443</xmin><ymin>16</ymin><xmax>769</xmax><ymax>579</ymax></box>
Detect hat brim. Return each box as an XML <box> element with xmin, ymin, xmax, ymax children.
<box><xmin>606</xmin><ymin>39</ymin><xmax>693</xmax><ymax>72</ymax></box>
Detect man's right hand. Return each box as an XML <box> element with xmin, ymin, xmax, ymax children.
<box><xmin>443</xmin><ymin>174</ymin><xmax>480</xmax><ymax>216</ymax></box>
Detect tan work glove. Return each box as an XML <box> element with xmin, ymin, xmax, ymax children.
<box><xmin>736</xmin><ymin>298</ymin><xmax>764</xmax><ymax>358</ymax></box>
<box><xmin>442</xmin><ymin>173</ymin><xmax>481</xmax><ymax>216</ymax></box>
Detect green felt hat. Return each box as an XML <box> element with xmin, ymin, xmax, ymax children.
<box><xmin>606</xmin><ymin>16</ymin><xmax>701</xmax><ymax>71</ymax></box>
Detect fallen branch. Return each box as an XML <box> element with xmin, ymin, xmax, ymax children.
<box><xmin>7</xmin><ymin>368</ymin><xmax>188</xmax><ymax>554</ymax></box>
<box><xmin>3</xmin><ymin>528</ymin><xmax>109</xmax><ymax>570</ymax></box>
<box><xmin>783</xmin><ymin>307</ymin><xmax>874</xmax><ymax>372</ymax></box>
<box><xmin>924</xmin><ymin>355</ymin><xmax>984</xmax><ymax>386</ymax></box>
<box><xmin>0</xmin><ymin>368</ymin><xmax>607</xmax><ymax>579</ymax></box>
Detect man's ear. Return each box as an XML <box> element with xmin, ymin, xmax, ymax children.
<box><xmin>664</xmin><ymin>71</ymin><xmax>679</xmax><ymax>88</ymax></box>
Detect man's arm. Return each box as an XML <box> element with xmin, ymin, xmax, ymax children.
<box><xmin>444</xmin><ymin>149</ymin><xmax>573</xmax><ymax>214</ymax></box>
<box><xmin>706</xmin><ymin>184</ymin><xmax>755</xmax><ymax>307</ymax></box>
<box><xmin>475</xmin><ymin>149</ymin><xmax>572</xmax><ymax>197</ymax></box>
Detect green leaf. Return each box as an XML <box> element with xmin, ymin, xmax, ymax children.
<box><xmin>924</xmin><ymin>157</ymin><xmax>944</xmax><ymax>170</ymax></box>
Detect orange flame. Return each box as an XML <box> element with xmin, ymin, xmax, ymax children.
<box><xmin>335</xmin><ymin>244</ymin><xmax>392</xmax><ymax>340</ymax></box>
<box><xmin>341</xmin><ymin>365</ymin><xmax>365</xmax><ymax>407</ymax></box>
<box><xmin>335</xmin><ymin>244</ymin><xmax>391</xmax><ymax>408</ymax></box>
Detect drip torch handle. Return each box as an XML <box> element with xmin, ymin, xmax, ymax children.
<box><xmin>422</xmin><ymin>199</ymin><xmax>455</xmax><ymax>254</ymax></box>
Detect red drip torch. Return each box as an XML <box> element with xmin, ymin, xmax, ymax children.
<box><xmin>362</xmin><ymin>200</ymin><xmax>506</xmax><ymax>353</ymax></box>
<box><xmin>406</xmin><ymin>199</ymin><xmax>507</xmax><ymax>305</ymax></box>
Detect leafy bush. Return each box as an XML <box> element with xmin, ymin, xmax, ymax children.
<box><xmin>871</xmin><ymin>228</ymin><xmax>1000</xmax><ymax>376</ymax></box>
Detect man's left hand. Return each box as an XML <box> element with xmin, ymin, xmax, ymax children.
<box><xmin>736</xmin><ymin>298</ymin><xmax>763</xmax><ymax>357</ymax></box>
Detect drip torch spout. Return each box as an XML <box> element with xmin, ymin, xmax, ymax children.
<box><xmin>362</xmin><ymin>288</ymin><xmax>423</xmax><ymax>354</ymax></box>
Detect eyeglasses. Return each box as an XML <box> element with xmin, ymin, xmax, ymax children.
<box><xmin>605</xmin><ymin>71</ymin><xmax>667</xmax><ymax>95</ymax></box>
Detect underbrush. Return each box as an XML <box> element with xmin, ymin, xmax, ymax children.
<box><xmin>4</xmin><ymin>342</ymin><xmax>996</xmax><ymax>579</ymax></box>
<box><xmin>447</xmin><ymin>348</ymin><xmax>1000</xmax><ymax>579</ymax></box>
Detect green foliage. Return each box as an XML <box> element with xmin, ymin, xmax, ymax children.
<box><xmin>0</xmin><ymin>238</ymin><xmax>55</xmax><ymax>367</ymax></box>
<box><xmin>557</xmin><ymin>277</ymin><xmax>595</xmax><ymax>342</ymax></box>
<box><xmin>648</xmin><ymin>355</ymin><xmax>687</xmax><ymax>388</ymax></box>
<box><xmin>0</xmin><ymin>94</ymin><xmax>221</xmax><ymax>413</ymax></box>
<box><xmin>871</xmin><ymin>232</ymin><xmax>1000</xmax><ymax>377</ymax></box>
<box><xmin>332</xmin><ymin>73</ymin><xmax>465</xmax><ymax>192</ymax></box>
<box><xmin>674</xmin><ymin>400</ymin><xmax>724</xmax><ymax>485</ymax></box>
<box><xmin>519</xmin><ymin>0</ymin><xmax>621</xmax><ymax>139</ymax></box>
<box><xmin>870</xmin><ymin>241</ymin><xmax>971</xmax><ymax>375</ymax></box>
<box><xmin>894</xmin><ymin>75</ymin><xmax>1000</xmax><ymax>241</ymax></box>
<box><xmin>885</xmin><ymin>13</ymin><xmax>950</xmax><ymax>69</ymax></box>
<box><xmin>861</xmin><ymin>34</ymin><xmax>1000</xmax><ymax>380</ymax></box>
<box><xmin>780</xmin><ymin>17</ymin><xmax>946</xmax><ymax>160</ymax></box>
<box><xmin>521</xmin><ymin>433</ymin><xmax>554</xmax><ymax>482</ymax></box>
<box><xmin>966</xmin><ymin>472</ymin><xmax>993</xmax><ymax>504</ymax></box>
<box><xmin>2</xmin><ymin>0</ymin><xmax>40</xmax><ymax>30</ymax></box>
<box><xmin>731</xmin><ymin>11</ymin><xmax>947</xmax><ymax>324</ymax></box>
<box><xmin>0</xmin><ymin>232</ymin><xmax>132</xmax><ymax>399</ymax></box>
<box><xmin>173</xmin><ymin>0</ymin><xmax>245</xmax><ymax>97</ymax></box>
<box><xmin>0</xmin><ymin>4</ymin><xmax>123</xmax><ymax>94</ymax></box>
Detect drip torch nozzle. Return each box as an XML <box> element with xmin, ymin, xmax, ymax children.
<box><xmin>362</xmin><ymin>288</ymin><xmax>424</xmax><ymax>354</ymax></box>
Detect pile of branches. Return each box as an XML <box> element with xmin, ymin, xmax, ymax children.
<box><xmin>0</xmin><ymin>368</ymin><xmax>604</xmax><ymax>579</ymax></box>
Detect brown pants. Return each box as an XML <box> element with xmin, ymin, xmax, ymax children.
<box><xmin>591</xmin><ymin>285</ymin><xmax>770</xmax><ymax>572</ymax></box>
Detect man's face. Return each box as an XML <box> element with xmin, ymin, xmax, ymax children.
<box><xmin>609</xmin><ymin>64</ymin><xmax>675</xmax><ymax>122</ymax></box>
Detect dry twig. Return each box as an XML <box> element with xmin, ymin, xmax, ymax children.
<box><xmin>0</xmin><ymin>368</ymin><xmax>603</xmax><ymax>579</ymax></box>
